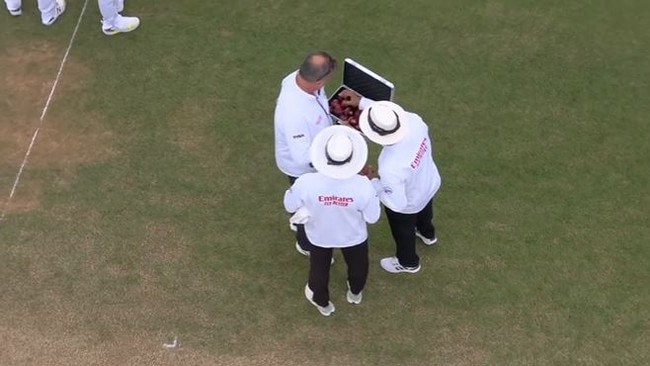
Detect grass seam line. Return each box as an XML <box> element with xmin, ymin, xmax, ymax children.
<box><xmin>0</xmin><ymin>0</ymin><xmax>90</xmax><ymax>225</ymax></box>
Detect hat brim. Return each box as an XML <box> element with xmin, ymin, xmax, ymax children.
<box><xmin>310</xmin><ymin>125</ymin><xmax>368</xmax><ymax>180</ymax></box>
<box><xmin>358</xmin><ymin>101</ymin><xmax>409</xmax><ymax>145</ymax></box>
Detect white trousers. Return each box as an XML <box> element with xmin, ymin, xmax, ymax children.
<box><xmin>5</xmin><ymin>0</ymin><xmax>57</xmax><ymax>23</ymax></box>
<box><xmin>98</xmin><ymin>0</ymin><xmax>124</xmax><ymax>26</ymax></box>
<box><xmin>5</xmin><ymin>0</ymin><xmax>126</xmax><ymax>26</ymax></box>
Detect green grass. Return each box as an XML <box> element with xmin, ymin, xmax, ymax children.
<box><xmin>1</xmin><ymin>0</ymin><xmax>648</xmax><ymax>365</ymax></box>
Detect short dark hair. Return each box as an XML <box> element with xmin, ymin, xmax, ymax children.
<box><xmin>298</xmin><ymin>51</ymin><xmax>337</xmax><ymax>82</ymax></box>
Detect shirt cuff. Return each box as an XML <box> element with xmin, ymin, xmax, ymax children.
<box><xmin>359</xmin><ymin>97</ymin><xmax>375</xmax><ymax>111</ymax></box>
<box><xmin>370</xmin><ymin>177</ymin><xmax>382</xmax><ymax>193</ymax></box>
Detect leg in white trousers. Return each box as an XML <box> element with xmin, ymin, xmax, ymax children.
<box><xmin>4</xmin><ymin>0</ymin><xmax>21</xmax><ymax>12</ymax></box>
<box><xmin>97</xmin><ymin>0</ymin><xmax>117</xmax><ymax>25</ymax></box>
<box><xmin>4</xmin><ymin>0</ymin><xmax>60</xmax><ymax>24</ymax></box>
<box><xmin>98</xmin><ymin>0</ymin><xmax>139</xmax><ymax>35</ymax></box>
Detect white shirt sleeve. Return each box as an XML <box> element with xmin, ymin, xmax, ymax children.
<box><xmin>283</xmin><ymin>178</ymin><xmax>304</xmax><ymax>213</ymax></box>
<box><xmin>359</xmin><ymin>97</ymin><xmax>375</xmax><ymax>111</ymax></box>
<box><xmin>371</xmin><ymin>172</ymin><xmax>408</xmax><ymax>212</ymax></box>
<box><xmin>279</xmin><ymin>112</ymin><xmax>313</xmax><ymax>173</ymax></box>
<box><xmin>361</xmin><ymin>183</ymin><xmax>381</xmax><ymax>224</ymax></box>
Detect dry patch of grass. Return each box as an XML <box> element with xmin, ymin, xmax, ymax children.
<box><xmin>0</xmin><ymin>319</ymin><xmax>332</xmax><ymax>366</ymax></box>
<box><xmin>0</xmin><ymin>41</ymin><xmax>116</xmax><ymax>214</ymax></box>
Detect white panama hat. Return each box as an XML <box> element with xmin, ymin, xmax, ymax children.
<box><xmin>310</xmin><ymin>125</ymin><xmax>368</xmax><ymax>180</ymax></box>
<box><xmin>358</xmin><ymin>101</ymin><xmax>409</xmax><ymax>146</ymax></box>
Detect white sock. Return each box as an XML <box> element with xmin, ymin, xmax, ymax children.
<box><xmin>98</xmin><ymin>0</ymin><xmax>117</xmax><ymax>26</ymax></box>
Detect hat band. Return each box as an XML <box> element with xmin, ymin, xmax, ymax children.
<box><xmin>368</xmin><ymin>108</ymin><xmax>401</xmax><ymax>136</ymax></box>
<box><xmin>326</xmin><ymin>150</ymin><xmax>353</xmax><ymax>166</ymax></box>
<box><xmin>325</xmin><ymin>138</ymin><xmax>353</xmax><ymax>166</ymax></box>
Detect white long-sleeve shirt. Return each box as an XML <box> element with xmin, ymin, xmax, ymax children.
<box><xmin>370</xmin><ymin>112</ymin><xmax>441</xmax><ymax>214</ymax></box>
<box><xmin>284</xmin><ymin>173</ymin><xmax>381</xmax><ymax>248</ymax></box>
<box><xmin>274</xmin><ymin>71</ymin><xmax>332</xmax><ymax>178</ymax></box>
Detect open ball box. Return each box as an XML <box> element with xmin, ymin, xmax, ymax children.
<box><xmin>328</xmin><ymin>58</ymin><xmax>395</xmax><ymax>130</ymax></box>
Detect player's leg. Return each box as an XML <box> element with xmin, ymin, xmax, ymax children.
<box><xmin>38</xmin><ymin>0</ymin><xmax>65</xmax><ymax>26</ymax></box>
<box><xmin>99</xmin><ymin>0</ymin><xmax>139</xmax><ymax>35</ymax></box>
<box><xmin>5</xmin><ymin>0</ymin><xmax>22</xmax><ymax>16</ymax></box>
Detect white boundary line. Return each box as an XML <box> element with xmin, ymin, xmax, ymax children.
<box><xmin>0</xmin><ymin>0</ymin><xmax>90</xmax><ymax>225</ymax></box>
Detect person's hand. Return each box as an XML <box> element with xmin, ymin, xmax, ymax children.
<box><xmin>338</xmin><ymin>116</ymin><xmax>351</xmax><ymax>126</ymax></box>
<box><xmin>339</xmin><ymin>89</ymin><xmax>361</xmax><ymax>107</ymax></box>
<box><xmin>359</xmin><ymin>165</ymin><xmax>376</xmax><ymax>179</ymax></box>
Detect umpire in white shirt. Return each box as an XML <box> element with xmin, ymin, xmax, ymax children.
<box><xmin>358</xmin><ymin>101</ymin><xmax>442</xmax><ymax>274</ymax></box>
<box><xmin>274</xmin><ymin>51</ymin><xmax>338</xmax><ymax>256</ymax></box>
<box><xmin>284</xmin><ymin>125</ymin><xmax>381</xmax><ymax>316</ymax></box>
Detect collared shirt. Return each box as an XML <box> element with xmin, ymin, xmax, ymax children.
<box><xmin>284</xmin><ymin>173</ymin><xmax>381</xmax><ymax>248</ymax></box>
<box><xmin>274</xmin><ymin>71</ymin><xmax>332</xmax><ymax>178</ymax></box>
<box><xmin>371</xmin><ymin>112</ymin><xmax>441</xmax><ymax>214</ymax></box>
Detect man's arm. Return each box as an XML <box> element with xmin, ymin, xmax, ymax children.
<box><xmin>361</xmin><ymin>182</ymin><xmax>381</xmax><ymax>224</ymax></box>
<box><xmin>277</xmin><ymin>108</ymin><xmax>313</xmax><ymax>171</ymax></box>
<box><xmin>370</xmin><ymin>171</ymin><xmax>408</xmax><ymax>212</ymax></box>
<box><xmin>358</xmin><ymin>97</ymin><xmax>374</xmax><ymax>110</ymax></box>
<box><xmin>283</xmin><ymin>179</ymin><xmax>304</xmax><ymax>213</ymax></box>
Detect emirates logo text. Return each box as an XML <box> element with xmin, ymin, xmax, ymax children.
<box><xmin>410</xmin><ymin>138</ymin><xmax>428</xmax><ymax>169</ymax></box>
<box><xmin>318</xmin><ymin>195</ymin><xmax>354</xmax><ymax>207</ymax></box>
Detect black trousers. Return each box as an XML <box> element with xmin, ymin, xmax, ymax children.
<box><xmin>308</xmin><ymin>240</ymin><xmax>369</xmax><ymax>307</ymax></box>
<box><xmin>288</xmin><ymin>175</ymin><xmax>312</xmax><ymax>252</ymax></box>
<box><xmin>383</xmin><ymin>198</ymin><xmax>435</xmax><ymax>268</ymax></box>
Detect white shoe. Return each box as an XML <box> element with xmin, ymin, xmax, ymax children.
<box><xmin>346</xmin><ymin>281</ymin><xmax>362</xmax><ymax>305</ymax></box>
<box><xmin>6</xmin><ymin>6</ymin><xmax>21</xmax><ymax>16</ymax></box>
<box><xmin>42</xmin><ymin>0</ymin><xmax>65</xmax><ymax>26</ymax></box>
<box><xmin>102</xmin><ymin>14</ymin><xmax>139</xmax><ymax>35</ymax></box>
<box><xmin>289</xmin><ymin>220</ymin><xmax>297</xmax><ymax>232</ymax></box>
<box><xmin>380</xmin><ymin>256</ymin><xmax>421</xmax><ymax>274</ymax></box>
<box><xmin>415</xmin><ymin>230</ymin><xmax>438</xmax><ymax>246</ymax></box>
<box><xmin>304</xmin><ymin>284</ymin><xmax>335</xmax><ymax>316</ymax></box>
